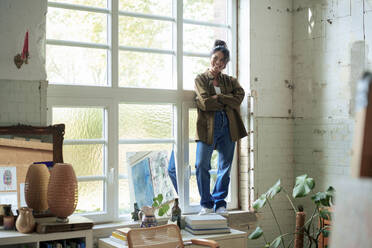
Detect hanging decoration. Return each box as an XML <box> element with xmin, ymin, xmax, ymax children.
<box><xmin>14</xmin><ymin>31</ymin><xmax>29</xmax><ymax>69</ymax></box>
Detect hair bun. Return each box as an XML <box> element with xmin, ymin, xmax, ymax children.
<box><xmin>214</xmin><ymin>40</ymin><xmax>227</xmax><ymax>48</ymax></box>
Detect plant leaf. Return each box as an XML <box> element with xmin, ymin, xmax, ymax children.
<box><xmin>270</xmin><ymin>236</ymin><xmax>282</xmax><ymax>248</ymax></box>
<box><xmin>152</xmin><ymin>201</ymin><xmax>159</xmax><ymax>207</ymax></box>
<box><xmin>253</xmin><ymin>194</ymin><xmax>267</xmax><ymax>210</ymax></box>
<box><xmin>158</xmin><ymin>207</ymin><xmax>165</xmax><ymax>216</ymax></box>
<box><xmin>248</xmin><ymin>226</ymin><xmax>263</xmax><ymax>240</ymax></box>
<box><xmin>266</xmin><ymin>179</ymin><xmax>282</xmax><ymax>199</ymax></box>
<box><xmin>293</xmin><ymin>174</ymin><xmax>315</xmax><ymax>198</ymax></box>
<box><xmin>157</xmin><ymin>193</ymin><xmax>163</xmax><ymax>203</ymax></box>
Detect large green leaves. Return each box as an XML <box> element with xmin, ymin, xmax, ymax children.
<box><xmin>266</xmin><ymin>180</ymin><xmax>282</xmax><ymax>199</ymax></box>
<box><xmin>319</xmin><ymin>208</ymin><xmax>332</xmax><ymax>221</ymax></box>
<box><xmin>270</xmin><ymin>236</ymin><xmax>282</xmax><ymax>248</ymax></box>
<box><xmin>293</xmin><ymin>174</ymin><xmax>315</xmax><ymax>198</ymax></box>
<box><xmin>253</xmin><ymin>194</ymin><xmax>267</xmax><ymax>210</ymax></box>
<box><xmin>311</xmin><ymin>186</ymin><xmax>335</xmax><ymax>207</ymax></box>
<box><xmin>248</xmin><ymin>226</ymin><xmax>263</xmax><ymax>240</ymax></box>
<box><xmin>253</xmin><ymin>180</ymin><xmax>282</xmax><ymax>210</ymax></box>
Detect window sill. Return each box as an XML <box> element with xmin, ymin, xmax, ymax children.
<box><xmin>92</xmin><ymin>210</ymin><xmax>257</xmax><ymax>239</ymax></box>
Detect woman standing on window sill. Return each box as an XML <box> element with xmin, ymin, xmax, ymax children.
<box><xmin>194</xmin><ymin>40</ymin><xmax>247</xmax><ymax>215</ymax></box>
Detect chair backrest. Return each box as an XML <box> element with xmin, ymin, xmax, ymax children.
<box><xmin>127</xmin><ymin>224</ymin><xmax>184</xmax><ymax>248</ymax></box>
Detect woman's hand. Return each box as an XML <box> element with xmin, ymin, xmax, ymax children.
<box><xmin>211</xmin><ymin>95</ymin><xmax>218</xmax><ymax>99</ymax></box>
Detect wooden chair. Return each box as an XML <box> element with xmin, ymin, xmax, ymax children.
<box><xmin>126</xmin><ymin>224</ymin><xmax>219</xmax><ymax>248</ymax></box>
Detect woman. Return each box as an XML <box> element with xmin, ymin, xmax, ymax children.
<box><xmin>194</xmin><ymin>40</ymin><xmax>247</xmax><ymax>215</ymax></box>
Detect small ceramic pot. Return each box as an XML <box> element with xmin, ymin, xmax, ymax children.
<box><xmin>15</xmin><ymin>207</ymin><xmax>35</xmax><ymax>233</ymax></box>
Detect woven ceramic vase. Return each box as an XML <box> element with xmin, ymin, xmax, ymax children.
<box><xmin>24</xmin><ymin>164</ymin><xmax>50</xmax><ymax>212</ymax></box>
<box><xmin>47</xmin><ymin>163</ymin><xmax>78</xmax><ymax>222</ymax></box>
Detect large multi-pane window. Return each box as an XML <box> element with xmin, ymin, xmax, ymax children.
<box><xmin>47</xmin><ymin>0</ymin><xmax>237</xmax><ymax>222</ymax></box>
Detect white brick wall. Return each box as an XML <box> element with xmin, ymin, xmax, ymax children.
<box><xmin>293</xmin><ymin>0</ymin><xmax>370</xmax><ymax>213</ymax></box>
<box><xmin>0</xmin><ymin>80</ymin><xmax>47</xmax><ymax>126</ymax></box>
<box><xmin>239</xmin><ymin>0</ymin><xmax>296</xmax><ymax>247</ymax></box>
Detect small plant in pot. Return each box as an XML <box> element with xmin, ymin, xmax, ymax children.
<box><xmin>248</xmin><ymin>174</ymin><xmax>334</xmax><ymax>248</ymax></box>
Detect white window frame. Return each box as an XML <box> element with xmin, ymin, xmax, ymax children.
<box><xmin>47</xmin><ymin>0</ymin><xmax>237</xmax><ymax>222</ymax></box>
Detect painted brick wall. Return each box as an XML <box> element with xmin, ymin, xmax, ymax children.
<box><xmin>239</xmin><ymin>0</ymin><xmax>296</xmax><ymax>247</ymax></box>
<box><xmin>0</xmin><ymin>0</ymin><xmax>47</xmax><ymax>126</ymax></box>
<box><xmin>293</xmin><ymin>0</ymin><xmax>369</xmax><ymax>196</ymax></box>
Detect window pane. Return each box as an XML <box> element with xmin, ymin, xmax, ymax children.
<box><xmin>119</xmin><ymin>179</ymin><xmax>131</xmax><ymax>215</ymax></box>
<box><xmin>119</xmin><ymin>144</ymin><xmax>173</xmax><ymax>175</ymax></box>
<box><xmin>119</xmin><ymin>51</ymin><xmax>173</xmax><ymax>88</ymax></box>
<box><xmin>51</xmin><ymin>0</ymin><xmax>107</xmax><ymax>8</ymax></box>
<box><xmin>47</xmin><ymin>45</ymin><xmax>107</xmax><ymax>85</ymax></box>
<box><xmin>183</xmin><ymin>24</ymin><xmax>228</xmax><ymax>53</ymax></box>
<box><xmin>119</xmin><ymin>104</ymin><xmax>173</xmax><ymax>139</ymax></box>
<box><xmin>183</xmin><ymin>56</ymin><xmax>210</xmax><ymax>90</ymax></box>
<box><xmin>47</xmin><ymin>7</ymin><xmax>107</xmax><ymax>44</ymax></box>
<box><xmin>75</xmin><ymin>181</ymin><xmax>104</xmax><ymax>213</ymax></box>
<box><xmin>183</xmin><ymin>0</ymin><xmax>227</xmax><ymax>24</ymax></box>
<box><xmin>119</xmin><ymin>16</ymin><xmax>172</xmax><ymax>50</ymax></box>
<box><xmin>189</xmin><ymin>108</ymin><xmax>197</xmax><ymax>141</ymax></box>
<box><xmin>63</xmin><ymin>144</ymin><xmax>103</xmax><ymax>176</ymax></box>
<box><xmin>119</xmin><ymin>0</ymin><xmax>172</xmax><ymax>17</ymax></box>
<box><xmin>52</xmin><ymin>107</ymin><xmax>104</xmax><ymax>140</ymax></box>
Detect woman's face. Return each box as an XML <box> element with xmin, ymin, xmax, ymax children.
<box><xmin>210</xmin><ymin>51</ymin><xmax>226</xmax><ymax>73</ymax></box>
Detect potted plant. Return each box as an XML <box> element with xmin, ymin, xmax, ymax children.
<box><xmin>248</xmin><ymin>174</ymin><xmax>334</xmax><ymax>248</ymax></box>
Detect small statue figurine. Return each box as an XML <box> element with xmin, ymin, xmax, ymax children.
<box><xmin>131</xmin><ymin>202</ymin><xmax>140</xmax><ymax>221</ymax></box>
<box><xmin>171</xmin><ymin>198</ymin><xmax>181</xmax><ymax>229</ymax></box>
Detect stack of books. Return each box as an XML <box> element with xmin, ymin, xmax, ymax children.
<box><xmin>185</xmin><ymin>214</ymin><xmax>230</xmax><ymax>235</ymax></box>
<box><xmin>109</xmin><ymin>227</ymin><xmax>130</xmax><ymax>246</ymax></box>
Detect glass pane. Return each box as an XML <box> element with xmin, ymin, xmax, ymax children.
<box><xmin>119</xmin><ymin>104</ymin><xmax>173</xmax><ymax>139</ymax></box>
<box><xmin>119</xmin><ymin>51</ymin><xmax>173</xmax><ymax>88</ymax></box>
<box><xmin>189</xmin><ymin>108</ymin><xmax>197</xmax><ymax>141</ymax></box>
<box><xmin>119</xmin><ymin>179</ymin><xmax>131</xmax><ymax>215</ymax></box>
<box><xmin>75</xmin><ymin>181</ymin><xmax>104</xmax><ymax>213</ymax></box>
<box><xmin>119</xmin><ymin>16</ymin><xmax>172</xmax><ymax>49</ymax></box>
<box><xmin>51</xmin><ymin>0</ymin><xmax>107</xmax><ymax>8</ymax></box>
<box><xmin>189</xmin><ymin>175</ymin><xmax>200</xmax><ymax>204</ymax></box>
<box><xmin>63</xmin><ymin>144</ymin><xmax>103</xmax><ymax>176</ymax></box>
<box><xmin>119</xmin><ymin>144</ymin><xmax>173</xmax><ymax>175</ymax></box>
<box><xmin>47</xmin><ymin>7</ymin><xmax>107</xmax><ymax>44</ymax></box>
<box><xmin>184</xmin><ymin>24</ymin><xmax>228</xmax><ymax>53</ymax></box>
<box><xmin>52</xmin><ymin>107</ymin><xmax>104</xmax><ymax>140</ymax></box>
<box><xmin>183</xmin><ymin>56</ymin><xmax>210</xmax><ymax>90</ymax></box>
<box><xmin>47</xmin><ymin>45</ymin><xmax>107</xmax><ymax>85</ymax></box>
<box><xmin>183</xmin><ymin>0</ymin><xmax>227</xmax><ymax>24</ymax></box>
<box><xmin>119</xmin><ymin>0</ymin><xmax>172</xmax><ymax>17</ymax></box>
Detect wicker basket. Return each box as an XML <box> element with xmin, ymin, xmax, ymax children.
<box><xmin>47</xmin><ymin>163</ymin><xmax>78</xmax><ymax>221</ymax></box>
<box><xmin>24</xmin><ymin>164</ymin><xmax>50</xmax><ymax>212</ymax></box>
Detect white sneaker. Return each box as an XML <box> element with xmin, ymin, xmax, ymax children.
<box><xmin>215</xmin><ymin>206</ymin><xmax>228</xmax><ymax>215</ymax></box>
<box><xmin>198</xmin><ymin>207</ymin><xmax>214</xmax><ymax>215</ymax></box>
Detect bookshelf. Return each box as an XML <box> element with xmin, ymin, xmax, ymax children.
<box><xmin>0</xmin><ymin>229</ymin><xmax>93</xmax><ymax>248</ymax></box>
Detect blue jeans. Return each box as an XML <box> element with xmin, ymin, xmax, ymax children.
<box><xmin>195</xmin><ymin>111</ymin><xmax>236</xmax><ymax>211</ymax></box>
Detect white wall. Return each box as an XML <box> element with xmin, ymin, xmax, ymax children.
<box><xmin>293</xmin><ymin>0</ymin><xmax>369</xmax><ymax>191</ymax></box>
<box><xmin>0</xmin><ymin>0</ymin><xmax>47</xmax><ymax>125</ymax></box>
<box><xmin>245</xmin><ymin>0</ymin><xmax>295</xmax><ymax>247</ymax></box>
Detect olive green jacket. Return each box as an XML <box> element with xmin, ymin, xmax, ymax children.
<box><xmin>194</xmin><ymin>70</ymin><xmax>247</xmax><ymax>145</ymax></box>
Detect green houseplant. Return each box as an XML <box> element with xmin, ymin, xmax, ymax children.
<box><xmin>248</xmin><ymin>174</ymin><xmax>334</xmax><ymax>248</ymax></box>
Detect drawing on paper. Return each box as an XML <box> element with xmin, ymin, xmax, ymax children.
<box><xmin>128</xmin><ymin>151</ymin><xmax>176</xmax><ymax>209</ymax></box>
<box><xmin>0</xmin><ymin>167</ymin><xmax>17</xmax><ymax>191</ymax></box>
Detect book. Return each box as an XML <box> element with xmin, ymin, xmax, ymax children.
<box><xmin>185</xmin><ymin>214</ymin><xmax>227</xmax><ymax>225</ymax></box>
<box><xmin>35</xmin><ymin>215</ymin><xmax>94</xmax><ymax>234</ymax></box>
<box><xmin>111</xmin><ymin>231</ymin><xmax>127</xmax><ymax>241</ymax></box>
<box><xmin>186</xmin><ymin>222</ymin><xmax>228</xmax><ymax>229</ymax></box>
<box><xmin>115</xmin><ymin>227</ymin><xmax>131</xmax><ymax>236</ymax></box>
<box><xmin>185</xmin><ymin>226</ymin><xmax>230</xmax><ymax>235</ymax></box>
<box><xmin>109</xmin><ymin>236</ymin><xmax>128</xmax><ymax>246</ymax></box>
